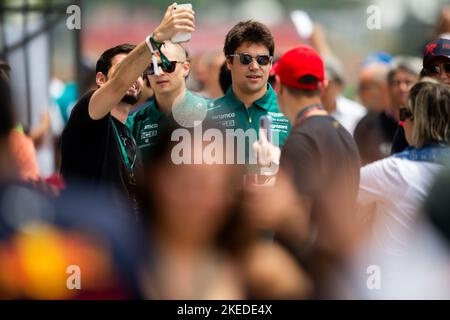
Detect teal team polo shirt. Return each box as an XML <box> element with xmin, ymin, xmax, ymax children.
<box><xmin>207</xmin><ymin>84</ymin><xmax>291</xmax><ymax>172</ymax></box>
<box><xmin>126</xmin><ymin>98</ymin><xmax>167</xmax><ymax>164</ymax></box>
<box><xmin>126</xmin><ymin>90</ymin><xmax>211</xmax><ymax>164</ymax></box>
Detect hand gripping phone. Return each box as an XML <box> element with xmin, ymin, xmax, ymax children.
<box><xmin>171</xmin><ymin>3</ymin><xmax>193</xmax><ymax>43</ymax></box>
<box><xmin>259</xmin><ymin>115</ymin><xmax>273</xmax><ymax>143</ymax></box>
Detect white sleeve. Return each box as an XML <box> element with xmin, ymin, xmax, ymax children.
<box><xmin>357</xmin><ymin>159</ymin><xmax>394</xmax><ymax>206</ymax></box>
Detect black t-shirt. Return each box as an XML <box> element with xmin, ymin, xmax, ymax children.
<box><xmin>279</xmin><ymin>115</ymin><xmax>361</xmax><ymax>244</ymax></box>
<box><xmin>61</xmin><ymin>90</ymin><xmax>141</xmax><ymax>218</ymax></box>
<box><xmin>353</xmin><ymin>111</ymin><xmax>397</xmax><ymax>165</ymax></box>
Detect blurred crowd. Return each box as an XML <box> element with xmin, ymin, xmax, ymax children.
<box><xmin>0</xmin><ymin>4</ymin><xmax>450</xmax><ymax>299</ymax></box>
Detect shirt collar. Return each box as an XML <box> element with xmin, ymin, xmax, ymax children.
<box><xmin>152</xmin><ymin>89</ymin><xmax>192</xmax><ymax>119</ymax></box>
<box><xmin>150</xmin><ymin>99</ymin><xmax>166</xmax><ymax>121</ymax></box>
<box><xmin>225</xmin><ymin>84</ymin><xmax>275</xmax><ymax>111</ymax></box>
<box><xmin>254</xmin><ymin>84</ymin><xmax>276</xmax><ymax>110</ymax></box>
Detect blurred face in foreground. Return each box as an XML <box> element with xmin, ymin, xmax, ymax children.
<box><xmin>151</xmin><ymin>160</ymin><xmax>238</xmax><ymax>246</ymax></box>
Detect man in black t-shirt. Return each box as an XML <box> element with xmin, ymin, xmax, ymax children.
<box><xmin>271</xmin><ymin>46</ymin><xmax>361</xmax><ymax>264</ymax></box>
<box><xmin>62</xmin><ymin>44</ymin><xmax>144</xmax><ymax>218</ymax></box>
<box><xmin>60</xmin><ymin>4</ymin><xmax>196</xmax><ymax>219</ymax></box>
<box><xmin>353</xmin><ymin>61</ymin><xmax>396</xmax><ymax>165</ymax></box>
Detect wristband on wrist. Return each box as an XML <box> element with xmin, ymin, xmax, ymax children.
<box><xmin>145</xmin><ymin>36</ymin><xmax>153</xmax><ymax>54</ymax></box>
<box><xmin>145</xmin><ymin>33</ymin><xmax>172</xmax><ymax>76</ymax></box>
<box><xmin>145</xmin><ymin>34</ymin><xmax>158</xmax><ymax>54</ymax></box>
<box><xmin>146</xmin><ymin>33</ymin><xmax>162</xmax><ymax>75</ymax></box>
<box><xmin>150</xmin><ymin>35</ymin><xmax>171</xmax><ymax>69</ymax></box>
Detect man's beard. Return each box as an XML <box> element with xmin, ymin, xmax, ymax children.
<box><xmin>121</xmin><ymin>92</ymin><xmax>140</xmax><ymax>105</ymax></box>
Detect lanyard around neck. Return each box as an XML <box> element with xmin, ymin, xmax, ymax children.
<box><xmin>294</xmin><ymin>104</ymin><xmax>324</xmax><ymax>127</ymax></box>
<box><xmin>111</xmin><ymin>120</ymin><xmax>137</xmax><ymax>173</ymax></box>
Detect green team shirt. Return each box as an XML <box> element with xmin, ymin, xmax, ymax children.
<box><xmin>207</xmin><ymin>84</ymin><xmax>291</xmax><ymax>173</ymax></box>
<box><xmin>126</xmin><ymin>90</ymin><xmax>210</xmax><ymax>164</ymax></box>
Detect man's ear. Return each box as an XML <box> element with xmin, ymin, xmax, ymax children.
<box><xmin>275</xmin><ymin>75</ymin><xmax>283</xmax><ymax>95</ymax></box>
<box><xmin>182</xmin><ymin>61</ymin><xmax>190</xmax><ymax>78</ymax></box>
<box><xmin>96</xmin><ymin>72</ymin><xmax>107</xmax><ymax>87</ymax></box>
<box><xmin>226</xmin><ymin>57</ymin><xmax>233</xmax><ymax>71</ymax></box>
<box><xmin>319</xmin><ymin>79</ymin><xmax>328</xmax><ymax>97</ymax></box>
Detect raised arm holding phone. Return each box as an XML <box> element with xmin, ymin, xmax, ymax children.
<box><xmin>61</xmin><ymin>4</ymin><xmax>195</xmax><ymax>220</ymax></box>
<box><xmin>88</xmin><ymin>3</ymin><xmax>195</xmax><ymax>120</ymax></box>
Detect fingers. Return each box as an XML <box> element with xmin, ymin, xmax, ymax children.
<box><xmin>173</xmin><ymin>11</ymin><xmax>195</xmax><ymax>20</ymax></box>
<box><xmin>174</xmin><ymin>23</ymin><xmax>195</xmax><ymax>33</ymax></box>
<box><xmin>154</xmin><ymin>5</ymin><xmax>196</xmax><ymax>42</ymax></box>
<box><xmin>254</xmin><ymin>132</ymin><xmax>278</xmax><ymax>167</ymax></box>
<box><xmin>172</xmin><ymin>15</ymin><xmax>195</xmax><ymax>28</ymax></box>
<box><xmin>252</xmin><ymin>140</ymin><xmax>260</xmax><ymax>154</ymax></box>
<box><xmin>259</xmin><ymin>128</ymin><xmax>269</xmax><ymax>143</ymax></box>
<box><xmin>163</xmin><ymin>3</ymin><xmax>177</xmax><ymax>20</ymax></box>
<box><xmin>171</xmin><ymin>6</ymin><xmax>195</xmax><ymax>26</ymax></box>
<box><xmin>163</xmin><ymin>4</ymin><xmax>195</xmax><ymax>27</ymax></box>
<box><xmin>172</xmin><ymin>12</ymin><xmax>195</xmax><ymax>31</ymax></box>
<box><xmin>173</xmin><ymin>4</ymin><xmax>195</xmax><ymax>16</ymax></box>
<box><xmin>166</xmin><ymin>3</ymin><xmax>177</xmax><ymax>14</ymax></box>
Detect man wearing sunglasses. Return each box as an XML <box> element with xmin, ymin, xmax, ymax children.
<box><xmin>390</xmin><ymin>37</ymin><xmax>450</xmax><ymax>155</ymax></box>
<box><xmin>126</xmin><ymin>41</ymin><xmax>210</xmax><ymax>164</ymax></box>
<box><xmin>422</xmin><ymin>38</ymin><xmax>450</xmax><ymax>86</ymax></box>
<box><xmin>61</xmin><ymin>4</ymin><xmax>195</xmax><ymax>219</ymax></box>
<box><xmin>208</xmin><ymin>21</ymin><xmax>291</xmax><ymax>177</ymax></box>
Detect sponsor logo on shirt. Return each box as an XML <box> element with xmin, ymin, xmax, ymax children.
<box><xmin>141</xmin><ymin>130</ymin><xmax>158</xmax><ymax>140</ymax></box>
<box><xmin>267</xmin><ymin>112</ymin><xmax>289</xmax><ymax>132</ymax></box>
<box><xmin>221</xmin><ymin>120</ymin><xmax>235</xmax><ymax>128</ymax></box>
<box><xmin>212</xmin><ymin>112</ymin><xmax>235</xmax><ymax>121</ymax></box>
<box><xmin>143</xmin><ymin>123</ymin><xmax>159</xmax><ymax>130</ymax></box>
<box><xmin>271</xmin><ymin>124</ymin><xmax>289</xmax><ymax>131</ymax></box>
<box><xmin>268</xmin><ymin>112</ymin><xmax>289</xmax><ymax>122</ymax></box>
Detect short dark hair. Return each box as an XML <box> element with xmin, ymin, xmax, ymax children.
<box><xmin>284</xmin><ymin>75</ymin><xmax>322</xmax><ymax>97</ymax></box>
<box><xmin>219</xmin><ymin>61</ymin><xmax>232</xmax><ymax>94</ymax></box>
<box><xmin>223</xmin><ymin>20</ymin><xmax>274</xmax><ymax>57</ymax></box>
<box><xmin>285</xmin><ymin>86</ymin><xmax>321</xmax><ymax>98</ymax></box>
<box><xmin>95</xmin><ymin>44</ymin><xmax>136</xmax><ymax>75</ymax></box>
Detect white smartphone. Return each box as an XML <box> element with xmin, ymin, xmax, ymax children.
<box><xmin>290</xmin><ymin>10</ymin><xmax>313</xmax><ymax>39</ymax></box>
<box><xmin>259</xmin><ymin>115</ymin><xmax>272</xmax><ymax>143</ymax></box>
<box><xmin>171</xmin><ymin>3</ymin><xmax>193</xmax><ymax>43</ymax></box>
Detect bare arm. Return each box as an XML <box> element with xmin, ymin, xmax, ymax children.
<box><xmin>88</xmin><ymin>3</ymin><xmax>195</xmax><ymax>120</ymax></box>
<box><xmin>310</xmin><ymin>23</ymin><xmax>332</xmax><ymax>58</ymax></box>
<box><xmin>29</xmin><ymin>110</ymin><xmax>50</xmax><ymax>147</ymax></box>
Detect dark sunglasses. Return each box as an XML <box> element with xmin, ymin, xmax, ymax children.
<box><xmin>147</xmin><ymin>61</ymin><xmax>183</xmax><ymax>75</ymax></box>
<box><xmin>399</xmin><ymin>108</ymin><xmax>413</xmax><ymax>121</ymax></box>
<box><xmin>228</xmin><ymin>53</ymin><xmax>273</xmax><ymax>66</ymax></box>
<box><xmin>425</xmin><ymin>63</ymin><xmax>450</xmax><ymax>76</ymax></box>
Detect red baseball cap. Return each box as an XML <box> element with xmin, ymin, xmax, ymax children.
<box><xmin>272</xmin><ymin>45</ymin><xmax>325</xmax><ymax>90</ymax></box>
